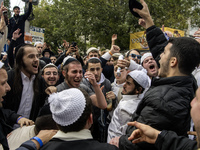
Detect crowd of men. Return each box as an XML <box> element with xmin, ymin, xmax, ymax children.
<box><xmin>1</xmin><ymin>0</ymin><xmax>200</xmax><ymax>150</ymax></box>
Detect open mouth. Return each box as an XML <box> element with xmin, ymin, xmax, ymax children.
<box><xmin>149</xmin><ymin>64</ymin><xmax>155</xmax><ymax>70</ymax></box>
<box><xmin>48</xmin><ymin>78</ymin><xmax>56</xmax><ymax>81</ymax></box>
<box><xmin>32</xmin><ymin>64</ymin><xmax>38</xmax><ymax>69</ymax></box>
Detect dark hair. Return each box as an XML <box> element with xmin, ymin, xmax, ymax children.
<box><xmin>63</xmin><ymin>60</ymin><xmax>81</xmax><ymax>73</ymax></box>
<box><xmin>13</xmin><ymin>44</ymin><xmax>40</xmax><ymax>95</ymax></box>
<box><xmin>35</xmin><ymin>115</ymin><xmax>58</xmax><ymax>134</ymax></box>
<box><xmin>86</xmin><ymin>58</ymin><xmax>102</xmax><ymax>69</ymax></box>
<box><xmin>127</xmin><ymin>49</ymin><xmax>140</xmax><ymax>57</ymax></box>
<box><xmin>57</xmin><ymin>88</ymin><xmax>93</xmax><ymax>132</ymax></box>
<box><xmin>127</xmin><ymin>75</ymin><xmax>145</xmax><ymax>94</ymax></box>
<box><xmin>168</xmin><ymin>37</ymin><xmax>200</xmax><ymax>75</ymax></box>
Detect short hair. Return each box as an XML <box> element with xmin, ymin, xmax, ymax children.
<box><xmin>126</xmin><ymin>49</ymin><xmax>141</xmax><ymax>57</ymax></box>
<box><xmin>86</xmin><ymin>58</ymin><xmax>102</xmax><ymax>69</ymax></box>
<box><xmin>63</xmin><ymin>61</ymin><xmax>81</xmax><ymax>73</ymax></box>
<box><xmin>168</xmin><ymin>37</ymin><xmax>200</xmax><ymax>75</ymax></box>
<box><xmin>57</xmin><ymin>88</ymin><xmax>92</xmax><ymax>132</ymax></box>
<box><xmin>35</xmin><ymin>115</ymin><xmax>58</xmax><ymax>133</ymax></box>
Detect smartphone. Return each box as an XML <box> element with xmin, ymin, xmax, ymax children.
<box><xmin>71</xmin><ymin>42</ymin><xmax>77</xmax><ymax>52</ymax></box>
<box><xmin>3</xmin><ymin>11</ymin><xmax>8</xmax><ymax>25</ymax></box>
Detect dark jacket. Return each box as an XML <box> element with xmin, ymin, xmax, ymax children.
<box><xmin>0</xmin><ymin>108</ymin><xmax>20</xmax><ymax>150</ymax></box>
<box><xmin>119</xmin><ymin>25</ymin><xmax>197</xmax><ymax>150</ymax></box>
<box><xmin>2</xmin><ymin>69</ymin><xmax>46</xmax><ymax>122</ymax></box>
<box><xmin>41</xmin><ymin>138</ymin><xmax>119</xmax><ymax>150</ymax></box>
<box><xmin>82</xmin><ymin>76</ymin><xmax>111</xmax><ymax>142</ymax></box>
<box><xmin>7</xmin><ymin>2</ymin><xmax>32</xmax><ymax>45</ymax></box>
<box><xmin>155</xmin><ymin>130</ymin><xmax>197</xmax><ymax>150</ymax></box>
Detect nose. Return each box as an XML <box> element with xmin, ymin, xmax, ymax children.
<box><xmin>50</xmin><ymin>73</ymin><xmax>54</xmax><ymax>77</ymax></box>
<box><xmin>6</xmin><ymin>83</ymin><xmax>11</xmax><ymax>92</ymax></box>
<box><xmin>160</xmin><ymin>52</ymin><xmax>163</xmax><ymax>58</ymax></box>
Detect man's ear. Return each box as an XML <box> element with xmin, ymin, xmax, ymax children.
<box><xmin>136</xmin><ymin>87</ymin><xmax>143</xmax><ymax>94</ymax></box>
<box><xmin>62</xmin><ymin>70</ymin><xmax>66</xmax><ymax>77</ymax></box>
<box><xmin>170</xmin><ymin>57</ymin><xmax>178</xmax><ymax>67</ymax></box>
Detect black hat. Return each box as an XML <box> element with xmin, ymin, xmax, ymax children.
<box><xmin>42</xmin><ymin>48</ymin><xmax>55</xmax><ymax>57</ymax></box>
<box><xmin>129</xmin><ymin>0</ymin><xmax>143</xmax><ymax>18</ymax></box>
<box><xmin>13</xmin><ymin>6</ymin><xmax>20</xmax><ymax>10</ymax></box>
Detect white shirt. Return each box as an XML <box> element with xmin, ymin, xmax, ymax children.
<box><xmin>107</xmin><ymin>95</ymin><xmax>141</xmax><ymax>143</ymax></box>
<box><xmin>7</xmin><ymin>125</ymin><xmax>36</xmax><ymax>150</ymax></box>
<box><xmin>17</xmin><ymin>72</ymin><xmax>35</xmax><ymax>119</ymax></box>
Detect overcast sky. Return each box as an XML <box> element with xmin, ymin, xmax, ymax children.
<box><xmin>10</xmin><ymin>0</ymin><xmax>25</xmax><ymax>14</ymax></box>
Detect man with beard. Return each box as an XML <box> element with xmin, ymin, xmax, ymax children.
<box><xmin>45</xmin><ymin>56</ymin><xmax>107</xmax><ymax>110</ymax></box>
<box><xmin>0</xmin><ymin>61</ymin><xmax>36</xmax><ymax>149</ymax></box>
<box><xmin>41</xmin><ymin>63</ymin><xmax>59</xmax><ymax>87</ymax></box>
<box><xmin>82</xmin><ymin>57</ymin><xmax>111</xmax><ymax>142</ymax></box>
<box><xmin>127</xmin><ymin>87</ymin><xmax>200</xmax><ymax>150</ymax></box>
<box><xmin>109</xmin><ymin>0</ymin><xmax>200</xmax><ymax>150</ymax></box>
<box><xmin>107</xmin><ymin>70</ymin><xmax>149</xmax><ymax>143</ymax></box>
<box><xmin>3</xmin><ymin>44</ymin><xmax>46</xmax><ymax>122</ymax></box>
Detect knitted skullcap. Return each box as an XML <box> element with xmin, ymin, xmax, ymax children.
<box><xmin>48</xmin><ymin>88</ymin><xmax>86</xmax><ymax>126</ymax></box>
<box><xmin>87</xmin><ymin>57</ymin><xmax>102</xmax><ymax>64</ymax></box>
<box><xmin>140</xmin><ymin>52</ymin><xmax>152</xmax><ymax>65</ymax></box>
<box><xmin>62</xmin><ymin>56</ymin><xmax>78</xmax><ymax>67</ymax></box>
<box><xmin>86</xmin><ymin>47</ymin><xmax>99</xmax><ymax>55</ymax></box>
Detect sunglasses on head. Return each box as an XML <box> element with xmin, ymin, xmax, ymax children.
<box><xmin>131</xmin><ymin>54</ymin><xmax>141</xmax><ymax>59</ymax></box>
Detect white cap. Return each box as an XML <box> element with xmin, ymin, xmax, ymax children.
<box><xmin>86</xmin><ymin>47</ymin><xmax>99</xmax><ymax>55</ymax></box>
<box><xmin>128</xmin><ymin>70</ymin><xmax>149</xmax><ymax>88</ymax></box>
<box><xmin>62</xmin><ymin>56</ymin><xmax>77</xmax><ymax>67</ymax></box>
<box><xmin>34</xmin><ymin>41</ymin><xmax>43</xmax><ymax>47</ymax></box>
<box><xmin>140</xmin><ymin>52</ymin><xmax>152</xmax><ymax>65</ymax></box>
<box><xmin>48</xmin><ymin>88</ymin><xmax>86</xmax><ymax>126</ymax></box>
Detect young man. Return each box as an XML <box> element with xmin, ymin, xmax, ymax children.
<box><xmin>3</xmin><ymin>44</ymin><xmax>46</xmax><ymax>121</ymax></box>
<box><xmin>41</xmin><ymin>63</ymin><xmax>60</xmax><ymax>87</ymax></box>
<box><xmin>126</xmin><ymin>49</ymin><xmax>141</xmax><ymax>64</ymax></box>
<box><xmin>41</xmin><ymin>88</ymin><xmax>118</xmax><ymax>150</ymax></box>
<box><xmin>110</xmin><ymin>0</ymin><xmax>200</xmax><ymax>150</ymax></box>
<box><xmin>7</xmin><ymin>0</ymin><xmax>33</xmax><ymax>46</ymax></box>
<box><xmin>127</xmin><ymin>87</ymin><xmax>200</xmax><ymax>150</ymax></box>
<box><xmin>107</xmin><ymin>70</ymin><xmax>149</xmax><ymax>143</ymax></box>
<box><xmin>46</xmin><ymin>56</ymin><xmax>107</xmax><ymax>109</ymax></box>
<box><xmin>82</xmin><ymin>57</ymin><xmax>111</xmax><ymax>142</ymax></box>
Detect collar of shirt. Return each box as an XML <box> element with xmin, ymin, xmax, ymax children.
<box><xmin>21</xmin><ymin>72</ymin><xmax>35</xmax><ymax>82</ymax></box>
<box><xmin>121</xmin><ymin>95</ymin><xmax>141</xmax><ymax>101</ymax></box>
<box><xmin>53</xmin><ymin>129</ymin><xmax>93</xmax><ymax>141</ymax></box>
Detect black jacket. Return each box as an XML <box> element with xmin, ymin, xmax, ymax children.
<box><xmin>7</xmin><ymin>2</ymin><xmax>32</xmax><ymax>45</ymax></box>
<box><xmin>41</xmin><ymin>138</ymin><xmax>119</xmax><ymax>150</ymax></box>
<box><xmin>119</xmin><ymin>26</ymin><xmax>197</xmax><ymax>150</ymax></box>
<box><xmin>155</xmin><ymin>130</ymin><xmax>197</xmax><ymax>150</ymax></box>
<box><xmin>0</xmin><ymin>108</ymin><xmax>20</xmax><ymax>150</ymax></box>
<box><xmin>2</xmin><ymin>69</ymin><xmax>46</xmax><ymax>122</ymax></box>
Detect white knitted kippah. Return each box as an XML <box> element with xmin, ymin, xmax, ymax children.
<box><xmin>48</xmin><ymin>88</ymin><xmax>86</xmax><ymax>126</ymax></box>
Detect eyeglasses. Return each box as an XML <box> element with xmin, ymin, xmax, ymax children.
<box><xmin>131</xmin><ymin>54</ymin><xmax>141</xmax><ymax>59</ymax></box>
